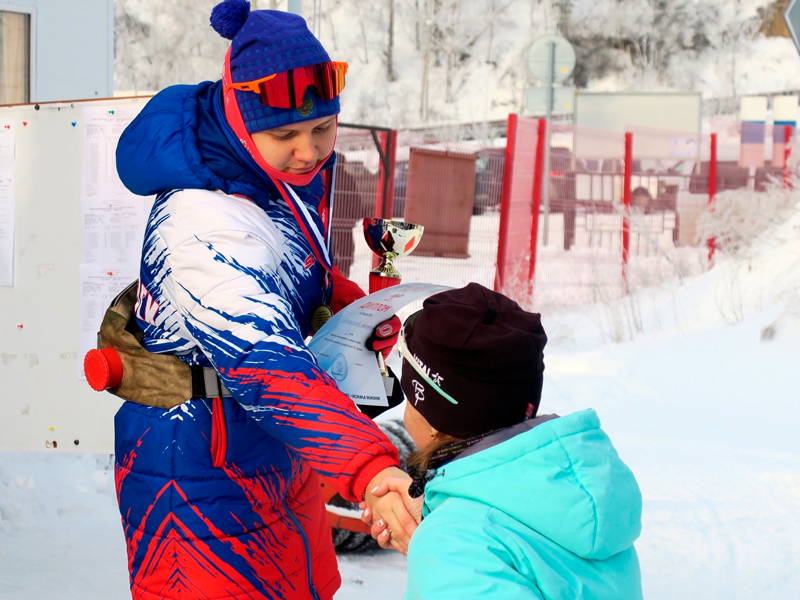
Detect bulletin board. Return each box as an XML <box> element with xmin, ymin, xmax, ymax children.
<box><xmin>0</xmin><ymin>96</ymin><xmax>151</xmax><ymax>453</ymax></box>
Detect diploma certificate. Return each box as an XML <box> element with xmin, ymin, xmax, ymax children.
<box><xmin>308</xmin><ymin>282</ymin><xmax>451</xmax><ymax>406</ymax></box>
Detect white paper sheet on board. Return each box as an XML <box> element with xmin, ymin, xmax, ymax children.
<box><xmin>82</xmin><ymin>105</ymin><xmax>143</xmax><ymax>199</ymax></box>
<box><xmin>78</xmin><ymin>264</ymin><xmax>138</xmax><ymax>379</ymax></box>
<box><xmin>80</xmin><ymin>106</ymin><xmax>154</xmax><ymax>270</ymax></box>
<box><xmin>0</xmin><ymin>119</ymin><xmax>16</xmax><ymax>286</ymax></box>
<box><xmin>81</xmin><ymin>196</ymin><xmax>146</xmax><ymax>265</ymax></box>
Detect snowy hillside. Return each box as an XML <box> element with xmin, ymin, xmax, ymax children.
<box><xmin>114</xmin><ymin>0</ymin><xmax>800</xmax><ymax>127</ymax></box>
<box><xmin>1</xmin><ymin>194</ymin><xmax>799</xmax><ymax>599</ymax></box>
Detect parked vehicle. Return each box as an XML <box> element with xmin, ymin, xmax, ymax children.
<box><xmin>473</xmin><ymin>147</ymin><xmax>506</xmax><ymax>215</ymax></box>
<box><xmin>335</xmin><ymin>158</ymin><xmax>387</xmax><ymax>219</ymax></box>
<box><xmin>687</xmin><ymin>160</ymin><xmax>786</xmax><ymax>194</ymax></box>
<box><xmin>755</xmin><ymin>165</ymin><xmax>785</xmax><ymax>192</ymax></box>
<box><xmin>688</xmin><ymin>161</ymin><xmax>749</xmax><ymax>193</ymax></box>
<box><xmin>392</xmin><ymin>160</ymin><xmax>409</xmax><ymax>217</ymax></box>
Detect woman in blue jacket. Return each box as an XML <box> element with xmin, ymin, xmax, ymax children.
<box><xmin>372</xmin><ymin>283</ymin><xmax>643</xmax><ymax>599</ymax></box>
<box><xmin>112</xmin><ymin>2</ymin><xmax>418</xmax><ymax>599</ymax></box>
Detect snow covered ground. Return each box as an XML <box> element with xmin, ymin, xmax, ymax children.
<box><xmin>2</xmin><ymin>201</ymin><xmax>799</xmax><ymax>598</ymax></box>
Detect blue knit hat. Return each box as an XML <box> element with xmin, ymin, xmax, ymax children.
<box><xmin>210</xmin><ymin>0</ymin><xmax>340</xmax><ymax>133</ymax></box>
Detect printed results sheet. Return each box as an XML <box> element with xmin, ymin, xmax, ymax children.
<box><xmin>78</xmin><ymin>105</ymin><xmax>152</xmax><ymax>378</ymax></box>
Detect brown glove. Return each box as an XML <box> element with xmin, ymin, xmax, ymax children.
<box><xmin>97</xmin><ymin>281</ymin><xmax>192</xmax><ymax>409</ymax></box>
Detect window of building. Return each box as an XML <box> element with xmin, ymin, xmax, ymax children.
<box><xmin>0</xmin><ymin>11</ymin><xmax>31</xmax><ymax>104</ymax></box>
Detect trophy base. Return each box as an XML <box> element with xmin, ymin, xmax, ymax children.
<box><xmin>369</xmin><ymin>272</ymin><xmax>401</xmax><ymax>293</ymax></box>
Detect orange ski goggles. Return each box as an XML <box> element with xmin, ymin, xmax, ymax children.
<box><xmin>224</xmin><ymin>61</ymin><xmax>348</xmax><ymax>109</ymax></box>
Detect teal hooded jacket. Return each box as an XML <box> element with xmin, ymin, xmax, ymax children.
<box><xmin>405</xmin><ymin>409</ymin><xmax>643</xmax><ymax>600</ymax></box>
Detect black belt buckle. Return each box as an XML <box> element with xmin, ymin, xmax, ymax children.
<box><xmin>191</xmin><ymin>366</ymin><xmax>231</xmax><ymax>398</ymax></box>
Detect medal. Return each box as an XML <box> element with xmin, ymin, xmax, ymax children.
<box><xmin>311</xmin><ymin>304</ymin><xmax>334</xmax><ymax>333</ymax></box>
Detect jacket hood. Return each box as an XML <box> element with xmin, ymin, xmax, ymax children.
<box><xmin>423</xmin><ymin>409</ymin><xmax>642</xmax><ymax>561</ymax></box>
<box><xmin>117</xmin><ymin>80</ymin><xmax>334</xmax><ymax>201</ymax></box>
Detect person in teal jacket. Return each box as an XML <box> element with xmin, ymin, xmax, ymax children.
<box><xmin>370</xmin><ymin>282</ymin><xmax>643</xmax><ymax>599</ymax></box>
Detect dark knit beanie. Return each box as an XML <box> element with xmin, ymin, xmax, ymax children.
<box><xmin>210</xmin><ymin>0</ymin><xmax>340</xmax><ymax>133</ymax></box>
<box><xmin>400</xmin><ymin>283</ymin><xmax>547</xmax><ymax>439</ymax></box>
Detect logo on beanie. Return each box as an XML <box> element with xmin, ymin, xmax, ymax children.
<box><xmin>411</xmin><ymin>379</ymin><xmax>425</xmax><ymax>405</ymax></box>
<box><xmin>297</xmin><ymin>96</ymin><xmax>315</xmax><ymax>117</ymax></box>
<box><xmin>412</xmin><ymin>353</ymin><xmax>430</xmax><ymax>377</ymax></box>
<box><xmin>411</xmin><ymin>353</ymin><xmax>444</xmax><ymax>386</ymax></box>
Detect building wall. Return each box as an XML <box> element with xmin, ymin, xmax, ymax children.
<box><xmin>0</xmin><ymin>0</ymin><xmax>113</xmax><ymax>102</ymax></box>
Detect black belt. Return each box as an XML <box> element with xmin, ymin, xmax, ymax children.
<box><xmin>190</xmin><ymin>366</ymin><xmax>233</xmax><ymax>398</ymax></box>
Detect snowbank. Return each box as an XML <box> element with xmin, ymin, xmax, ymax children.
<box><xmin>2</xmin><ymin>201</ymin><xmax>799</xmax><ymax>599</ymax></box>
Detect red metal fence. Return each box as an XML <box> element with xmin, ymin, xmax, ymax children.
<box><xmin>334</xmin><ymin>123</ymin><xmax>504</xmax><ymax>298</ymax></box>
<box><xmin>335</xmin><ymin>116</ymin><xmax>793</xmax><ymax>312</ymax></box>
<box><xmin>494</xmin><ymin>115</ymin><xmax>541</xmax><ymax>300</ymax></box>
<box><xmin>524</xmin><ymin>122</ymin><xmax>786</xmax><ymax>310</ymax></box>
<box><xmin>331</xmin><ymin>125</ymin><xmax>394</xmax><ymax>281</ymax></box>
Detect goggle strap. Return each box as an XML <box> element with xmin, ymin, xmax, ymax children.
<box><xmin>225</xmin><ymin>73</ymin><xmax>277</xmax><ymax>95</ymax></box>
<box><xmin>287</xmin><ymin>70</ymin><xmax>297</xmax><ymax>108</ymax></box>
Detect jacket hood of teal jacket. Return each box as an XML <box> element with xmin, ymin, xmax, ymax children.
<box><xmin>422</xmin><ymin>409</ymin><xmax>642</xmax><ymax>561</ymax></box>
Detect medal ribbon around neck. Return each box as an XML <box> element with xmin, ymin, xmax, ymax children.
<box><xmin>275</xmin><ymin>172</ymin><xmax>335</xmax><ymax>292</ymax></box>
<box><xmin>277</xmin><ymin>173</ymin><xmax>337</xmax><ymax>333</ymax></box>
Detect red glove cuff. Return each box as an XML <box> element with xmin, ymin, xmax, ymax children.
<box><xmin>330</xmin><ymin>266</ymin><xmax>367</xmax><ymax>314</ymax></box>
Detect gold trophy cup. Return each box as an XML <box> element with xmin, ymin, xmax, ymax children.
<box><xmin>362</xmin><ymin>218</ymin><xmax>425</xmax><ymax>294</ymax></box>
<box><xmin>362</xmin><ymin>218</ymin><xmax>424</xmax><ymax>377</ymax></box>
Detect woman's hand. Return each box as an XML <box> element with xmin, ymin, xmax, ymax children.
<box><xmin>362</xmin><ymin>467</ymin><xmax>423</xmax><ymax>554</ymax></box>
<box><xmin>361</xmin><ymin>495</ymin><xmax>406</xmax><ymax>553</ymax></box>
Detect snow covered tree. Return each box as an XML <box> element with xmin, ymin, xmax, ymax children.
<box><xmin>115</xmin><ymin>0</ymin><xmax>227</xmax><ymax>93</ymax></box>
<box><xmin>113</xmin><ymin>0</ymin><xmax>789</xmax><ymax>126</ymax></box>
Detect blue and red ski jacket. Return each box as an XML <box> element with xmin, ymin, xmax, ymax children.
<box><xmin>114</xmin><ymin>80</ymin><xmax>399</xmax><ymax>600</ymax></box>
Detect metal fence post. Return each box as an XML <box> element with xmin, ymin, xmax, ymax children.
<box><xmin>784</xmin><ymin>124</ymin><xmax>792</xmax><ymax>194</ymax></box>
<box><xmin>371</xmin><ymin>129</ymin><xmax>398</xmax><ymax>269</ymax></box>
<box><xmin>495</xmin><ymin>114</ymin><xmax>518</xmax><ymax>293</ymax></box>
<box><xmin>622</xmin><ymin>132</ymin><xmax>632</xmax><ymax>293</ymax></box>
<box><xmin>527</xmin><ymin>118</ymin><xmax>547</xmax><ymax>298</ymax></box>
<box><xmin>373</xmin><ymin>130</ymin><xmax>397</xmax><ymax>220</ymax></box>
<box><xmin>386</xmin><ymin>130</ymin><xmax>398</xmax><ymax>217</ymax></box>
<box><xmin>708</xmin><ymin>133</ymin><xmax>717</xmax><ymax>267</ymax></box>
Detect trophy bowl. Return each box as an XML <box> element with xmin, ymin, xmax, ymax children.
<box><xmin>363</xmin><ymin>218</ymin><xmax>424</xmax><ymax>292</ymax></box>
